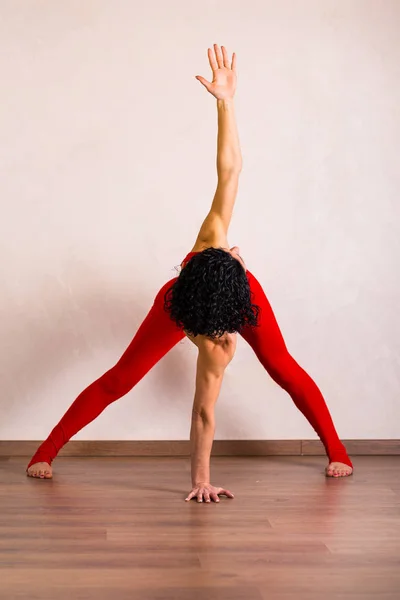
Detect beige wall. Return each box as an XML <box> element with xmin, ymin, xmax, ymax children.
<box><xmin>1</xmin><ymin>1</ymin><xmax>399</xmax><ymax>441</ymax></box>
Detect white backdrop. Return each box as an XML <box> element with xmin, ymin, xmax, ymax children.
<box><xmin>1</xmin><ymin>0</ymin><xmax>399</xmax><ymax>441</ymax></box>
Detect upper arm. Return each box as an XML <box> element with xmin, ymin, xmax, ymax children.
<box><xmin>191</xmin><ymin>336</ymin><xmax>237</xmax><ymax>417</ymax></box>
<box><xmin>209</xmin><ymin>171</ymin><xmax>240</xmax><ymax>229</ymax></box>
<box><xmin>194</xmin><ymin>171</ymin><xmax>240</xmax><ymax>247</ymax></box>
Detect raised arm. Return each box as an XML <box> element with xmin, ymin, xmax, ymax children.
<box><xmin>193</xmin><ymin>45</ymin><xmax>242</xmax><ymax>248</ymax></box>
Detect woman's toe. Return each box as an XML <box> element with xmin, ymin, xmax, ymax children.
<box><xmin>326</xmin><ymin>463</ymin><xmax>353</xmax><ymax>477</ymax></box>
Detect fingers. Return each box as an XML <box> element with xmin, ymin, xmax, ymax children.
<box><xmin>185</xmin><ymin>490</ymin><xmax>196</xmax><ymax>501</ymax></box>
<box><xmin>185</xmin><ymin>487</ymin><xmax>235</xmax><ymax>502</ymax></box>
<box><xmin>208</xmin><ymin>45</ymin><xmax>234</xmax><ymax>71</ymax></box>
<box><xmin>195</xmin><ymin>75</ymin><xmax>212</xmax><ymax>92</ymax></box>
<box><xmin>208</xmin><ymin>47</ymin><xmax>218</xmax><ymax>72</ymax></box>
<box><xmin>185</xmin><ymin>488</ymin><xmax>208</xmax><ymax>502</ymax></box>
<box><xmin>218</xmin><ymin>488</ymin><xmax>235</xmax><ymax>499</ymax></box>
<box><xmin>213</xmin><ymin>44</ymin><xmax>224</xmax><ymax>68</ymax></box>
<box><xmin>221</xmin><ymin>46</ymin><xmax>230</xmax><ymax>68</ymax></box>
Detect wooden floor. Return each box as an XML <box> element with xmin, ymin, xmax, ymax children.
<box><xmin>1</xmin><ymin>455</ymin><xmax>400</xmax><ymax>600</ymax></box>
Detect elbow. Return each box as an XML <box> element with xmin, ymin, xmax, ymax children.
<box><xmin>192</xmin><ymin>406</ymin><xmax>214</xmax><ymax>425</ymax></box>
<box><xmin>218</xmin><ymin>164</ymin><xmax>242</xmax><ymax>178</ymax></box>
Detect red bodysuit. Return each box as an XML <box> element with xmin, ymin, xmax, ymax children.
<box><xmin>27</xmin><ymin>250</ymin><xmax>352</xmax><ymax>470</ymax></box>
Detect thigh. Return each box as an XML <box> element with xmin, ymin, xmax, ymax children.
<box><xmin>113</xmin><ymin>276</ymin><xmax>186</xmax><ymax>375</ymax></box>
<box><xmin>240</xmin><ymin>270</ymin><xmax>289</xmax><ymax>360</ymax></box>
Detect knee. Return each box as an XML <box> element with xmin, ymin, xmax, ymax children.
<box><xmin>98</xmin><ymin>366</ymin><xmax>133</xmax><ymax>398</ymax></box>
<box><xmin>265</xmin><ymin>352</ymin><xmax>297</xmax><ymax>381</ymax></box>
<box><xmin>267</xmin><ymin>352</ymin><xmax>308</xmax><ymax>390</ymax></box>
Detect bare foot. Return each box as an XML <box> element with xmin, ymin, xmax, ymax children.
<box><xmin>325</xmin><ymin>462</ymin><xmax>353</xmax><ymax>478</ymax></box>
<box><xmin>26</xmin><ymin>462</ymin><xmax>53</xmax><ymax>479</ymax></box>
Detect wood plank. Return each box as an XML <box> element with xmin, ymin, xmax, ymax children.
<box><xmin>1</xmin><ymin>456</ymin><xmax>399</xmax><ymax>600</ymax></box>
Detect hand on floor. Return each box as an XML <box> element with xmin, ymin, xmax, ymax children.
<box><xmin>185</xmin><ymin>482</ymin><xmax>234</xmax><ymax>503</ymax></box>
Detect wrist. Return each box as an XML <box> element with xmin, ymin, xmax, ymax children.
<box><xmin>217</xmin><ymin>98</ymin><xmax>235</xmax><ymax>108</ymax></box>
<box><xmin>191</xmin><ymin>461</ymin><xmax>210</xmax><ymax>487</ymax></box>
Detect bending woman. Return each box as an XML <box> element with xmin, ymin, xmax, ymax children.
<box><xmin>27</xmin><ymin>45</ymin><xmax>353</xmax><ymax>500</ymax></box>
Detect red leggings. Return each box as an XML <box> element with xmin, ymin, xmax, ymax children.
<box><xmin>27</xmin><ymin>253</ymin><xmax>352</xmax><ymax>470</ymax></box>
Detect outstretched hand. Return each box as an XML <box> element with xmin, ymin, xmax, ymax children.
<box><xmin>196</xmin><ymin>44</ymin><xmax>237</xmax><ymax>100</ymax></box>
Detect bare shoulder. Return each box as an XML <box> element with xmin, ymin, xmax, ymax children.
<box><xmin>180</xmin><ymin>229</ymin><xmax>229</xmax><ymax>267</ymax></box>
<box><xmin>188</xmin><ymin>241</ymin><xmax>214</xmax><ymax>253</ymax></box>
<box><xmin>186</xmin><ymin>331</ymin><xmax>236</xmax><ymax>347</ymax></box>
<box><xmin>189</xmin><ymin>235</ymin><xmax>229</xmax><ymax>254</ymax></box>
<box><xmin>186</xmin><ymin>331</ymin><xmax>237</xmax><ymax>376</ymax></box>
<box><xmin>180</xmin><ymin>238</ymin><xmax>227</xmax><ymax>269</ymax></box>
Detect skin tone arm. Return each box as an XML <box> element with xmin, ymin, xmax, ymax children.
<box><xmin>192</xmin><ymin>44</ymin><xmax>242</xmax><ymax>250</ymax></box>
<box><xmin>185</xmin><ymin>334</ymin><xmax>237</xmax><ymax>503</ymax></box>
<box><xmin>189</xmin><ymin>355</ymin><xmax>223</xmax><ymax>489</ymax></box>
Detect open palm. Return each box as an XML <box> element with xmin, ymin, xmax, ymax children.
<box><xmin>196</xmin><ymin>44</ymin><xmax>237</xmax><ymax>100</ymax></box>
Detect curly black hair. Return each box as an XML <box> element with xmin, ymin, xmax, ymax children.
<box><xmin>163</xmin><ymin>247</ymin><xmax>261</xmax><ymax>339</ymax></box>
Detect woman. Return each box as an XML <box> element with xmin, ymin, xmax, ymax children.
<box><xmin>27</xmin><ymin>45</ymin><xmax>353</xmax><ymax>501</ymax></box>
